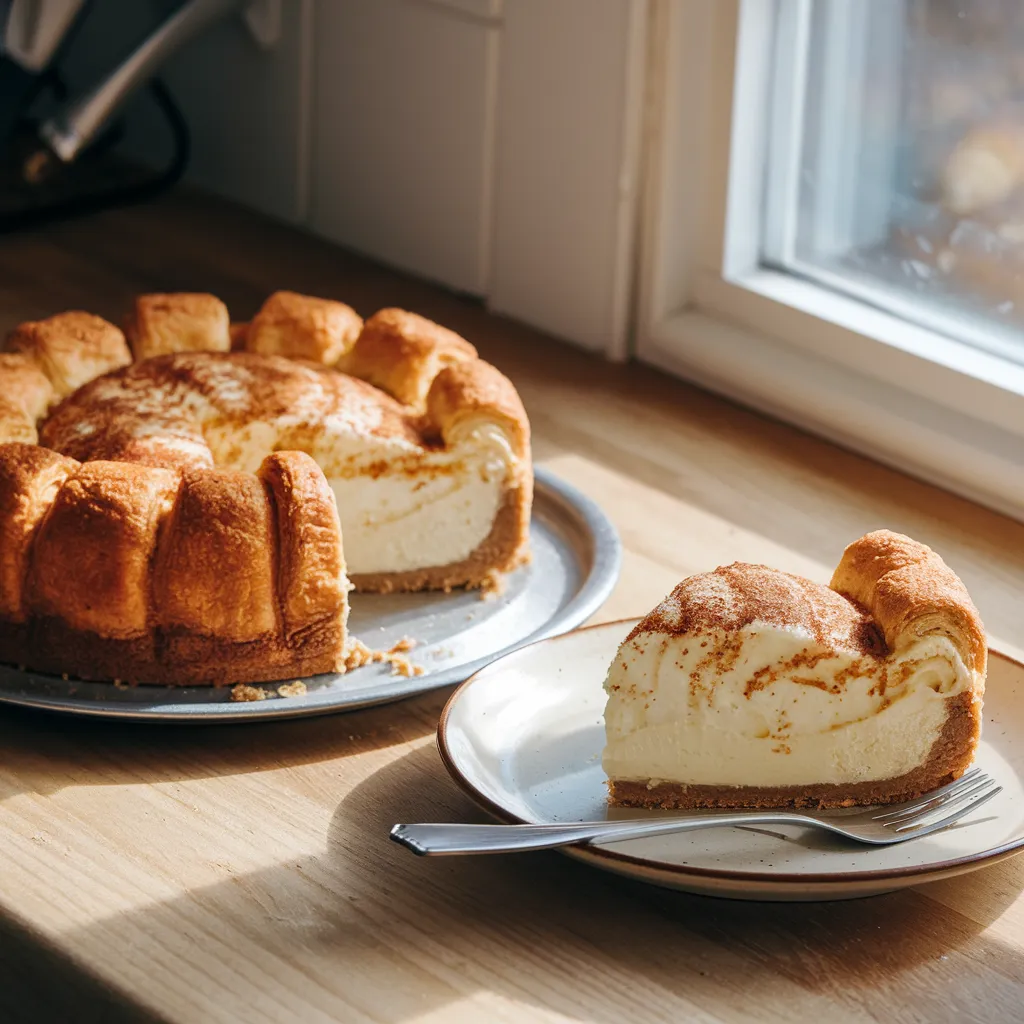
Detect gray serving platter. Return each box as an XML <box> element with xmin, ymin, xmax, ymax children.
<box><xmin>0</xmin><ymin>467</ymin><xmax>621</xmax><ymax>722</ymax></box>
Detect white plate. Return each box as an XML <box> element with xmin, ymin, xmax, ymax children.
<box><xmin>438</xmin><ymin>619</ymin><xmax>1024</xmax><ymax>901</ymax></box>
<box><xmin>0</xmin><ymin>469</ymin><xmax>620</xmax><ymax>721</ymax></box>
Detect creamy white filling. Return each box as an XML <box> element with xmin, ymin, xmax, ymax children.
<box><xmin>329</xmin><ymin>426</ymin><xmax>513</xmax><ymax>575</ymax></box>
<box><xmin>602</xmin><ymin>623</ymin><xmax>973</xmax><ymax>787</ymax></box>
<box><xmin>204</xmin><ymin>418</ymin><xmax>515</xmax><ymax>575</ymax></box>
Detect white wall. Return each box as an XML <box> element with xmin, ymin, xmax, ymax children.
<box><xmin>489</xmin><ymin>0</ymin><xmax>646</xmax><ymax>356</ymax></box>
<box><xmin>58</xmin><ymin>0</ymin><xmax>645</xmax><ymax>354</ymax></box>
<box><xmin>308</xmin><ymin>0</ymin><xmax>500</xmax><ymax>296</ymax></box>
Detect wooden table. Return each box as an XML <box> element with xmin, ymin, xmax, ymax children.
<box><xmin>1</xmin><ymin>192</ymin><xmax>1023</xmax><ymax>1024</ymax></box>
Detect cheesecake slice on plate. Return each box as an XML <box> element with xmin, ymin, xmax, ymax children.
<box><xmin>603</xmin><ymin>531</ymin><xmax>987</xmax><ymax>808</ymax></box>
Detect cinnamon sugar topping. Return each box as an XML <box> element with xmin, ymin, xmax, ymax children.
<box><xmin>41</xmin><ymin>352</ymin><xmax>427</xmax><ymax>471</ymax></box>
<box><xmin>628</xmin><ymin>563</ymin><xmax>887</xmax><ymax>659</ymax></box>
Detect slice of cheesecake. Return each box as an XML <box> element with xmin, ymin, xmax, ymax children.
<box><xmin>603</xmin><ymin>531</ymin><xmax>987</xmax><ymax>808</ymax></box>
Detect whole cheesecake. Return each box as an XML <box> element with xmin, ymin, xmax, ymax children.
<box><xmin>0</xmin><ymin>292</ymin><xmax>532</xmax><ymax>685</ymax></box>
<box><xmin>603</xmin><ymin>531</ymin><xmax>986</xmax><ymax>808</ymax></box>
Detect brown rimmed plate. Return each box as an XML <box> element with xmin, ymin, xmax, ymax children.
<box><xmin>437</xmin><ymin>618</ymin><xmax>1024</xmax><ymax>901</ymax></box>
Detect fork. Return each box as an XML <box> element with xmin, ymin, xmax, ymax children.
<box><xmin>390</xmin><ymin>769</ymin><xmax>1001</xmax><ymax>855</ymax></box>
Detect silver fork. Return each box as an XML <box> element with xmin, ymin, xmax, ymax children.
<box><xmin>391</xmin><ymin>769</ymin><xmax>1001</xmax><ymax>855</ymax></box>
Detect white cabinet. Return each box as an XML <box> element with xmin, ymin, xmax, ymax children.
<box><xmin>308</xmin><ymin>0</ymin><xmax>499</xmax><ymax>296</ymax></box>
<box><xmin>489</xmin><ymin>0</ymin><xmax>646</xmax><ymax>355</ymax></box>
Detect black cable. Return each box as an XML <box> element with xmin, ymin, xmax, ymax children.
<box><xmin>0</xmin><ymin>77</ymin><xmax>191</xmax><ymax>234</ymax></box>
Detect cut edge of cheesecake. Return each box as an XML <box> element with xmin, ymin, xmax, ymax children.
<box><xmin>608</xmin><ymin>691</ymin><xmax>976</xmax><ymax>810</ymax></box>
<box><xmin>604</xmin><ymin>531</ymin><xmax>987</xmax><ymax>809</ymax></box>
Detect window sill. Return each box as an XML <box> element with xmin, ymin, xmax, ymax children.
<box><xmin>638</xmin><ymin>303</ymin><xmax>1024</xmax><ymax>525</ymax></box>
<box><xmin>694</xmin><ymin>269</ymin><xmax>1024</xmax><ymax>440</ymax></box>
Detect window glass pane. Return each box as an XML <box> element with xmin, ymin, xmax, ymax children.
<box><xmin>764</xmin><ymin>0</ymin><xmax>1024</xmax><ymax>362</ymax></box>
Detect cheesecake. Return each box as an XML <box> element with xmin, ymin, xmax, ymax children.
<box><xmin>603</xmin><ymin>531</ymin><xmax>987</xmax><ymax>808</ymax></box>
<box><xmin>0</xmin><ymin>292</ymin><xmax>532</xmax><ymax>685</ymax></box>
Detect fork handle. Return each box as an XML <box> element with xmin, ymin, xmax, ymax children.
<box><xmin>390</xmin><ymin>813</ymin><xmax>808</xmax><ymax>856</ymax></box>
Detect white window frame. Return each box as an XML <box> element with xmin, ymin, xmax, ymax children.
<box><xmin>636</xmin><ymin>0</ymin><xmax>1024</xmax><ymax>521</ymax></box>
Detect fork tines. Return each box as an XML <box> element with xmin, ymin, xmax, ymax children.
<box><xmin>872</xmin><ymin>768</ymin><xmax>1001</xmax><ymax>838</ymax></box>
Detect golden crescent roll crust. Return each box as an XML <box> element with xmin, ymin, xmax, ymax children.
<box><xmin>0</xmin><ymin>448</ymin><xmax>351</xmax><ymax>685</ymax></box>
<box><xmin>338</xmin><ymin>308</ymin><xmax>477</xmax><ymax>408</ymax></box>
<box><xmin>0</xmin><ymin>290</ymin><xmax>532</xmax><ymax>684</ymax></box>
<box><xmin>259</xmin><ymin>451</ymin><xmax>348</xmax><ymax>646</ymax></box>
<box><xmin>247</xmin><ymin>291</ymin><xmax>363</xmax><ymax>365</ymax></box>
<box><xmin>6</xmin><ymin>311</ymin><xmax>131</xmax><ymax>397</ymax></box>
<box><xmin>0</xmin><ymin>398</ymin><xmax>37</xmax><ymax>445</ymax></box>
<box><xmin>153</xmin><ymin>468</ymin><xmax>278</xmax><ymax>642</ymax></box>
<box><xmin>0</xmin><ymin>353</ymin><xmax>55</xmax><ymax>421</ymax></box>
<box><xmin>125</xmin><ymin>292</ymin><xmax>231</xmax><ymax>360</ymax></box>
<box><xmin>829</xmin><ymin>529</ymin><xmax>987</xmax><ymax>681</ymax></box>
<box><xmin>0</xmin><ymin>444</ymin><xmax>79</xmax><ymax>622</ymax></box>
<box><xmin>425</xmin><ymin>359</ymin><xmax>530</xmax><ymax>461</ymax></box>
<box><xmin>28</xmin><ymin>461</ymin><xmax>179</xmax><ymax>638</ymax></box>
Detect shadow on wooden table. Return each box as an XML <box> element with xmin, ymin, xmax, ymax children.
<box><xmin>0</xmin><ymin>689</ymin><xmax>445</xmax><ymax>800</ymax></box>
<box><xmin>15</xmin><ymin>740</ymin><xmax>1022</xmax><ymax>1024</ymax></box>
<box><xmin>331</xmin><ymin>744</ymin><xmax>1024</xmax><ymax>1023</ymax></box>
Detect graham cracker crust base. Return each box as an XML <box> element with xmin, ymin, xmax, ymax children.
<box><xmin>350</xmin><ymin>481</ymin><xmax>531</xmax><ymax>594</ymax></box>
<box><xmin>0</xmin><ymin>616</ymin><xmax>343</xmax><ymax>686</ymax></box>
<box><xmin>608</xmin><ymin>692</ymin><xmax>980</xmax><ymax>809</ymax></box>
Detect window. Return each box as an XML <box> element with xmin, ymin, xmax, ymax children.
<box><xmin>637</xmin><ymin>0</ymin><xmax>1024</xmax><ymax>521</ymax></box>
<box><xmin>764</xmin><ymin>0</ymin><xmax>1024</xmax><ymax>365</ymax></box>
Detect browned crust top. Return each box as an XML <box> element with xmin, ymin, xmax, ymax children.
<box><xmin>627</xmin><ymin>562</ymin><xmax>887</xmax><ymax>656</ymax></box>
<box><xmin>125</xmin><ymin>292</ymin><xmax>231</xmax><ymax>359</ymax></box>
<box><xmin>0</xmin><ymin>353</ymin><xmax>54</xmax><ymax>420</ymax></box>
<box><xmin>425</xmin><ymin>359</ymin><xmax>531</xmax><ymax>461</ymax></box>
<box><xmin>337</xmin><ymin>307</ymin><xmax>478</xmax><ymax>408</ymax></box>
<box><xmin>0</xmin><ymin>443</ymin><xmax>80</xmax><ymax>621</ymax></box>
<box><xmin>830</xmin><ymin>529</ymin><xmax>987</xmax><ymax>679</ymax></box>
<box><xmin>37</xmin><ymin>349</ymin><xmax>532</xmax><ymax>473</ymax></box>
<box><xmin>6</xmin><ymin>311</ymin><xmax>131</xmax><ymax>397</ymax></box>
<box><xmin>39</xmin><ymin>352</ymin><xmax>425</xmax><ymax>469</ymax></box>
<box><xmin>353</xmin><ymin>308</ymin><xmax>476</xmax><ymax>362</ymax></box>
<box><xmin>630</xmin><ymin>530</ymin><xmax>986</xmax><ymax>686</ymax></box>
<box><xmin>247</xmin><ymin>290</ymin><xmax>363</xmax><ymax>365</ymax></box>
<box><xmin>1</xmin><ymin>295</ymin><xmax>531</xmax><ymax>477</ymax></box>
<box><xmin>133</xmin><ymin>292</ymin><xmax>227</xmax><ymax>319</ymax></box>
<box><xmin>258</xmin><ymin>450</ymin><xmax>348</xmax><ymax>638</ymax></box>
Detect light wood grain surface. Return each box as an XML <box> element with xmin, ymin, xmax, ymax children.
<box><xmin>1</xmin><ymin>192</ymin><xmax>1023</xmax><ymax>1023</ymax></box>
